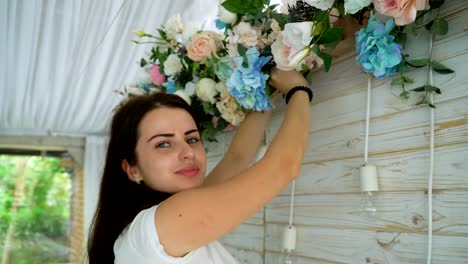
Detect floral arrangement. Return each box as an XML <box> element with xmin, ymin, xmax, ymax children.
<box><xmin>126</xmin><ymin>0</ymin><xmax>453</xmax><ymax>141</ymax></box>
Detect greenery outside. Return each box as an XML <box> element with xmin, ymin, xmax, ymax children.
<box><xmin>0</xmin><ymin>155</ymin><xmax>71</xmax><ymax>264</ymax></box>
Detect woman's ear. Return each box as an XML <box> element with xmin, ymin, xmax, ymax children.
<box><xmin>122</xmin><ymin>159</ymin><xmax>141</xmax><ymax>183</ymax></box>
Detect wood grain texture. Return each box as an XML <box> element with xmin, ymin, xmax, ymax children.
<box><xmin>206</xmin><ymin>2</ymin><xmax>468</xmax><ymax>263</ymax></box>
<box><xmin>265</xmin><ymin>224</ymin><xmax>468</xmax><ymax>264</ymax></box>
<box><xmin>267</xmin><ymin>190</ymin><xmax>468</xmax><ymax>235</ymax></box>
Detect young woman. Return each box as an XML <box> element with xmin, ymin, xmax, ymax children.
<box><xmin>87</xmin><ymin>69</ymin><xmax>312</xmax><ymax>263</ymax></box>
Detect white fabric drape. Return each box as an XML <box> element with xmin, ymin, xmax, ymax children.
<box><xmin>83</xmin><ymin>135</ymin><xmax>108</xmax><ymax>238</ymax></box>
<box><xmin>0</xmin><ymin>0</ymin><xmax>218</xmax><ymax>136</ymax></box>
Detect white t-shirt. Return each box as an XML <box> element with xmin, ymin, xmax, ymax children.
<box><xmin>114</xmin><ymin>205</ymin><xmax>238</xmax><ymax>264</ymax></box>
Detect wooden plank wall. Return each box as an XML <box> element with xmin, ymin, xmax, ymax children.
<box><xmin>208</xmin><ymin>1</ymin><xmax>468</xmax><ymax>263</ymax></box>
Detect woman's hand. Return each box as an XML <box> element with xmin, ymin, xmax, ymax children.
<box><xmin>268</xmin><ymin>68</ymin><xmax>309</xmax><ymax>94</ymax></box>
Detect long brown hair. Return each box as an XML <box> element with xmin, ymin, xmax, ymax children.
<box><xmin>87</xmin><ymin>92</ymin><xmax>201</xmax><ymax>263</ymax></box>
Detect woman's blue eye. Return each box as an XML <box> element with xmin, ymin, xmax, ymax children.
<box><xmin>156</xmin><ymin>142</ymin><xmax>170</xmax><ymax>148</ymax></box>
<box><xmin>186</xmin><ymin>137</ymin><xmax>200</xmax><ymax>144</ymax></box>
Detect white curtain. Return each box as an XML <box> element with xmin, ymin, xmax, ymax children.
<box><xmin>0</xmin><ymin>0</ymin><xmax>218</xmax><ymax>136</ymax></box>
<box><xmin>83</xmin><ymin>135</ymin><xmax>108</xmax><ymax>238</ymax></box>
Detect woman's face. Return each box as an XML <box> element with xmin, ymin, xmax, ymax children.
<box><xmin>132</xmin><ymin>107</ymin><xmax>206</xmax><ymax>193</ymax></box>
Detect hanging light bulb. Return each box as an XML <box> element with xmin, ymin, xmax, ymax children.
<box><xmin>359</xmin><ymin>164</ymin><xmax>379</xmax><ymax>218</ymax></box>
<box><xmin>278</xmin><ymin>225</ymin><xmax>297</xmax><ymax>264</ymax></box>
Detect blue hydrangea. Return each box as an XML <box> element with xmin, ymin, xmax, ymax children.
<box><xmin>162</xmin><ymin>79</ymin><xmax>177</xmax><ymax>94</ymax></box>
<box><xmin>226</xmin><ymin>47</ymin><xmax>273</xmax><ymax>111</ymax></box>
<box><xmin>355</xmin><ymin>16</ymin><xmax>402</xmax><ymax>79</ymax></box>
<box><xmin>215</xmin><ymin>57</ymin><xmax>234</xmax><ymax>81</ymax></box>
<box><xmin>137</xmin><ymin>82</ymin><xmax>151</xmax><ymax>91</ymax></box>
<box><xmin>215</xmin><ymin>19</ymin><xmax>227</xmax><ymax>30</ymax></box>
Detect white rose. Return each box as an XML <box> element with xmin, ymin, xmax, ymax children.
<box><xmin>137</xmin><ymin>70</ymin><xmax>152</xmax><ymax>84</ymax></box>
<box><xmin>185</xmin><ymin>81</ymin><xmax>196</xmax><ymax>96</ymax></box>
<box><xmin>218</xmin><ymin>1</ymin><xmax>237</xmax><ymax>24</ymax></box>
<box><xmin>174</xmin><ymin>90</ymin><xmax>191</xmax><ymax>105</ymax></box>
<box><xmin>181</xmin><ymin>24</ymin><xmax>200</xmax><ymax>45</ymax></box>
<box><xmin>289</xmin><ymin>48</ymin><xmax>311</xmax><ymax>68</ymax></box>
<box><xmin>216</xmin><ymin>82</ymin><xmax>228</xmax><ymax>93</ymax></box>
<box><xmin>272</xmin><ymin>34</ymin><xmax>311</xmax><ymax>71</ymax></box>
<box><xmin>298</xmin><ymin>47</ymin><xmax>323</xmax><ymax>71</ymax></box>
<box><xmin>163</xmin><ymin>54</ymin><xmax>183</xmax><ymax>76</ymax></box>
<box><xmin>196</xmin><ymin>78</ymin><xmax>218</xmax><ymax>104</ymax></box>
<box><xmin>303</xmin><ymin>0</ymin><xmax>334</xmax><ymax>10</ymax></box>
<box><xmin>233</xmin><ymin>22</ymin><xmax>259</xmax><ymax>47</ymax></box>
<box><xmin>165</xmin><ymin>14</ymin><xmax>184</xmax><ymax>34</ymax></box>
<box><xmin>283</xmin><ymin>22</ymin><xmax>314</xmax><ymax>51</ymax></box>
<box><xmin>344</xmin><ymin>0</ymin><xmax>371</xmax><ymax>14</ymax></box>
<box><xmin>126</xmin><ymin>85</ymin><xmax>146</xmax><ymax>96</ymax></box>
<box><xmin>271</xmin><ymin>20</ymin><xmax>281</xmax><ymax>32</ymax></box>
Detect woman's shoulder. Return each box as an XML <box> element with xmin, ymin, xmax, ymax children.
<box><xmin>114</xmin><ymin>204</ymin><xmax>238</xmax><ymax>263</ymax></box>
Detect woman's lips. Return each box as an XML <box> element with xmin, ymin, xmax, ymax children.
<box><xmin>175</xmin><ymin>166</ymin><xmax>200</xmax><ymax>177</ymax></box>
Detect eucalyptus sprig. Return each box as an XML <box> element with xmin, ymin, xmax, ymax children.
<box><xmin>390</xmin><ymin>0</ymin><xmax>453</xmax><ymax>107</ymax></box>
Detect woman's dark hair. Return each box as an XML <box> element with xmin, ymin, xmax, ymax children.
<box><xmin>87</xmin><ymin>92</ymin><xmax>201</xmax><ymax>263</ymax></box>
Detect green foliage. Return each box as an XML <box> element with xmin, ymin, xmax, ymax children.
<box><xmin>222</xmin><ymin>0</ymin><xmax>268</xmax><ymax>15</ymax></box>
<box><xmin>0</xmin><ymin>155</ymin><xmax>71</xmax><ymax>262</ymax></box>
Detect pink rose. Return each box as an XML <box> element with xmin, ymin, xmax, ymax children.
<box><xmin>147</xmin><ymin>64</ymin><xmax>166</xmax><ymax>86</ymax></box>
<box><xmin>186</xmin><ymin>32</ymin><xmax>221</xmax><ymax>63</ymax></box>
<box><xmin>373</xmin><ymin>0</ymin><xmax>429</xmax><ymax>25</ymax></box>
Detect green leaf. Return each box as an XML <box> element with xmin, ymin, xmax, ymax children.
<box><xmin>391</xmin><ymin>77</ymin><xmax>404</xmax><ymax>86</ymax></box>
<box><xmin>312</xmin><ymin>22</ymin><xmax>325</xmax><ymax>36</ymax></box>
<box><xmin>416</xmin><ymin>97</ymin><xmax>430</xmax><ymax>105</ymax></box>
<box><xmin>400</xmin><ymin>91</ymin><xmax>410</xmax><ymax>100</ymax></box>
<box><xmin>222</xmin><ymin>0</ymin><xmax>263</xmax><ymax>14</ymax></box>
<box><xmin>411</xmin><ymin>85</ymin><xmax>426</xmax><ymax>92</ymax></box>
<box><xmin>242</xmin><ymin>54</ymin><xmax>249</xmax><ymax>68</ymax></box>
<box><xmin>413</xmin><ymin>84</ymin><xmax>442</xmax><ymax>94</ymax></box>
<box><xmin>424</xmin><ymin>20</ymin><xmax>434</xmax><ymax>31</ymax></box>
<box><xmin>270</xmin><ymin>13</ymin><xmax>288</xmax><ymax>29</ymax></box>
<box><xmin>429</xmin><ymin>0</ymin><xmax>445</xmax><ymax>9</ymax></box>
<box><xmin>397</xmin><ymin>62</ymin><xmax>409</xmax><ymax>73</ymax></box>
<box><xmin>237</xmin><ymin>44</ymin><xmax>248</xmax><ymax>56</ymax></box>
<box><xmin>313</xmin><ymin>45</ymin><xmax>332</xmax><ymax>72</ymax></box>
<box><xmin>407</xmin><ymin>58</ymin><xmax>428</xmax><ymax>68</ymax></box>
<box><xmin>336</xmin><ymin>1</ymin><xmax>345</xmax><ymax>16</ymax></box>
<box><xmin>157</xmin><ymin>28</ymin><xmax>167</xmax><ymax>40</ymax></box>
<box><xmin>192</xmin><ymin>61</ymin><xmax>200</xmax><ymax>76</ymax></box>
<box><xmin>424</xmin><ymin>85</ymin><xmax>442</xmax><ymax>94</ymax></box>
<box><xmin>320</xmin><ymin>28</ymin><xmax>342</xmax><ymax>44</ymax></box>
<box><xmin>431</xmin><ymin>60</ymin><xmax>454</xmax><ymax>74</ymax></box>
<box><xmin>202</xmin><ymin>128</ymin><xmax>218</xmax><ymax>142</ymax></box>
<box><xmin>402</xmin><ymin>76</ymin><xmax>414</xmax><ymax>83</ymax></box>
<box><xmin>203</xmin><ymin>102</ymin><xmax>215</xmax><ymax>115</ymax></box>
<box><xmin>140</xmin><ymin>58</ymin><xmax>148</xmax><ymax>67</ymax></box>
<box><xmin>403</xmin><ymin>24</ymin><xmax>417</xmax><ymax>36</ymax></box>
<box><xmin>315</xmin><ymin>12</ymin><xmax>330</xmax><ymax>28</ymax></box>
<box><xmin>430</xmin><ymin>19</ymin><xmax>448</xmax><ymax>36</ymax></box>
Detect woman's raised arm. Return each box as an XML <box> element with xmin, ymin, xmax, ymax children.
<box><xmin>156</xmin><ymin>69</ymin><xmax>311</xmax><ymax>257</ymax></box>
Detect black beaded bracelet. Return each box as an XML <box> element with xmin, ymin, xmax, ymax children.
<box><xmin>285</xmin><ymin>86</ymin><xmax>313</xmax><ymax>104</ymax></box>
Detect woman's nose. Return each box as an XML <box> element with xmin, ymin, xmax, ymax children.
<box><xmin>180</xmin><ymin>143</ymin><xmax>195</xmax><ymax>160</ymax></box>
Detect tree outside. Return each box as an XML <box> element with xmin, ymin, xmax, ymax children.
<box><xmin>0</xmin><ymin>155</ymin><xmax>71</xmax><ymax>264</ymax></box>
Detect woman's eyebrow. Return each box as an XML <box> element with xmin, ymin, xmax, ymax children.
<box><xmin>147</xmin><ymin>129</ymin><xmax>198</xmax><ymax>142</ymax></box>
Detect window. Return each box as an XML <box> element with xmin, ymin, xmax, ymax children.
<box><xmin>0</xmin><ymin>152</ymin><xmax>78</xmax><ymax>264</ymax></box>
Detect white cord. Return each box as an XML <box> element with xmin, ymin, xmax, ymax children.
<box><xmin>288</xmin><ymin>180</ymin><xmax>296</xmax><ymax>226</ymax></box>
<box><xmin>364</xmin><ymin>75</ymin><xmax>372</xmax><ymax>164</ymax></box>
<box><xmin>427</xmin><ymin>33</ymin><xmax>435</xmax><ymax>264</ymax></box>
